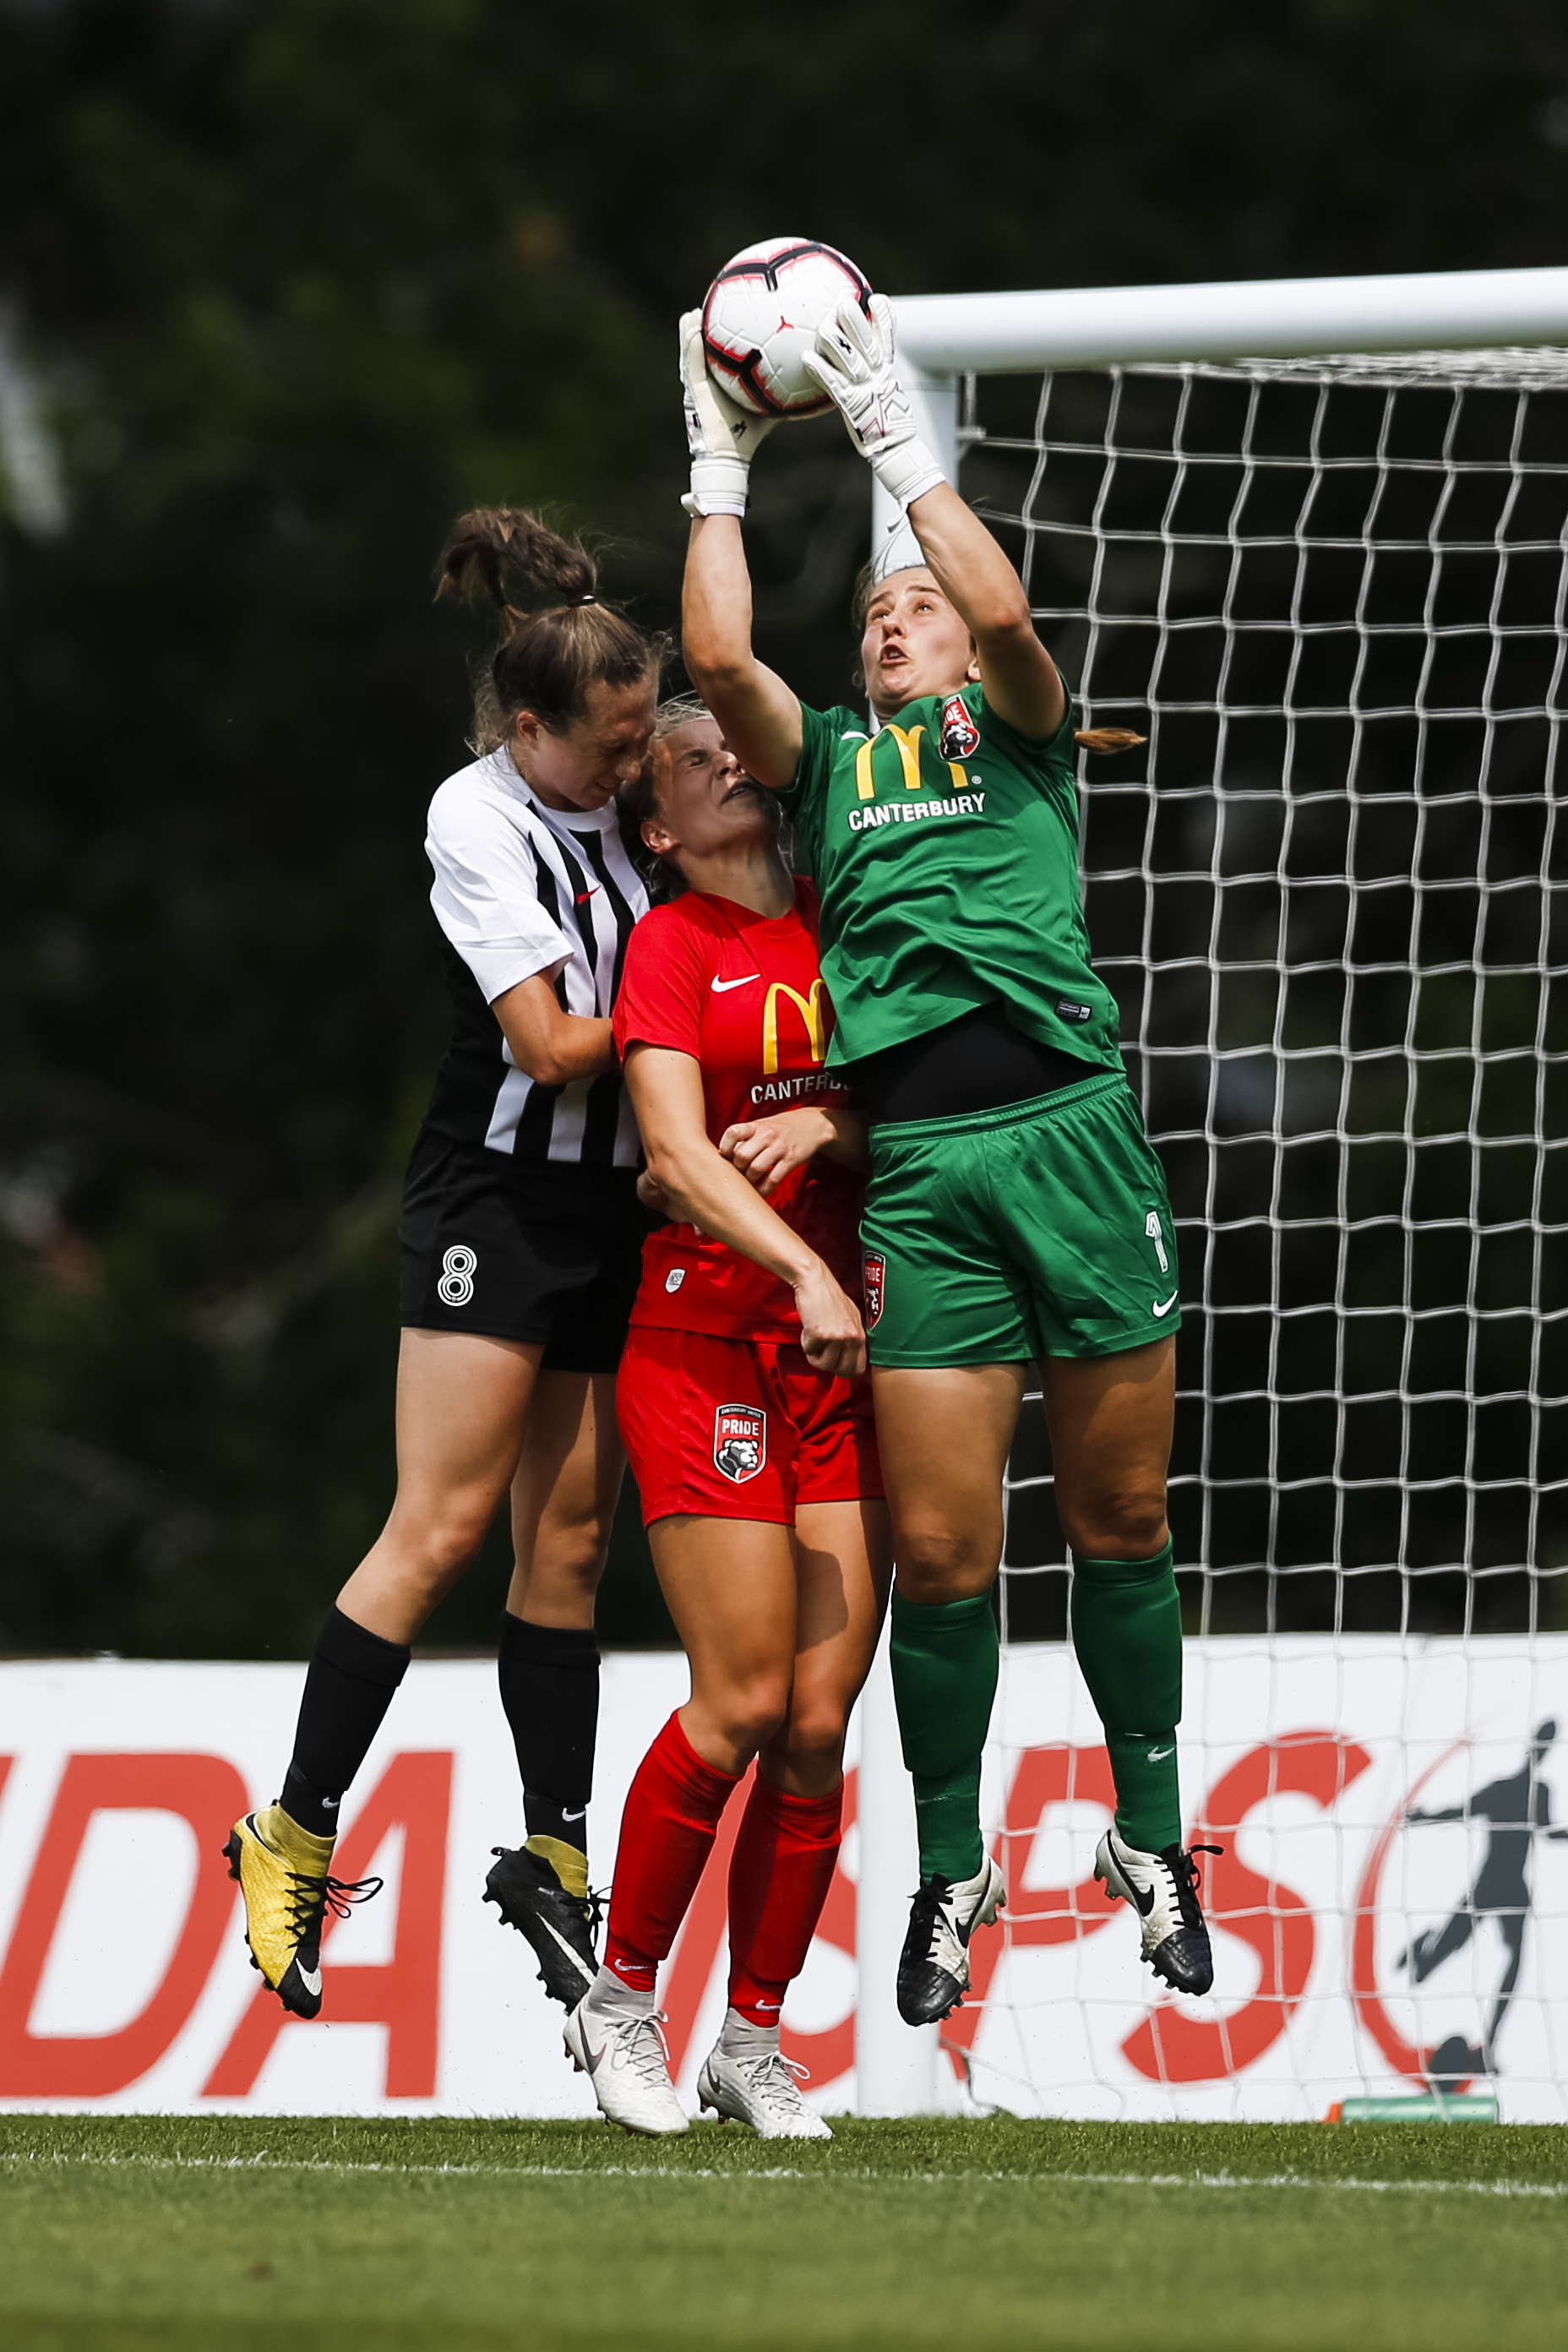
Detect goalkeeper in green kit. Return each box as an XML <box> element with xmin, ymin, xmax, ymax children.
<box><xmin>678</xmin><ymin>286</ymin><xmax>1214</xmax><ymax>2021</ymax></box>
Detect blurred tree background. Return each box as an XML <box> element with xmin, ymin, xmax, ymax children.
<box><xmin>4</xmin><ymin>0</ymin><xmax>1568</xmax><ymax>1657</ymax></box>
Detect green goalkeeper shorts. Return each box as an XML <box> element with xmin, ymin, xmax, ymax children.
<box><xmin>860</xmin><ymin>1072</ymin><xmax>1182</xmax><ymax>1367</ymax></box>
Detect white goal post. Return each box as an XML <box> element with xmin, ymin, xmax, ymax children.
<box><xmin>852</xmin><ymin>264</ymin><xmax>1568</xmax><ymax>2121</ymax></box>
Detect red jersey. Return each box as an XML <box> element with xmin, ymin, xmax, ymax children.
<box><xmin>612</xmin><ymin>879</ymin><xmax>864</xmax><ymax>1342</ymax></box>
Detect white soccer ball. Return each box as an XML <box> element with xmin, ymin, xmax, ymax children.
<box><xmin>702</xmin><ymin>237</ymin><xmax>874</xmax><ymax>419</ymax></box>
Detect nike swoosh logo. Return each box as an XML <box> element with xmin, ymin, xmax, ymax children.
<box><xmin>1147</xmin><ymin>1745</ymin><xmax>1175</xmax><ymax>1762</ymax></box>
<box><xmin>581</xmin><ymin>2033</ymin><xmax>605</xmax><ymax>2076</ymax></box>
<box><xmin>540</xmin><ymin>1919</ymin><xmax>593</xmax><ymax>1975</ymax></box>
<box><xmin>575</xmin><ymin>888</ymin><xmax>598</xmax><ymax>903</ymax></box>
<box><xmin>711</xmin><ymin>973</ymin><xmax>760</xmax><ymax>993</ymax></box>
<box><xmin>297</xmin><ymin>1965</ymin><xmax>323</xmax><ymax>1997</ymax></box>
<box><xmin>561</xmin><ymin>1807</ymin><xmax>586</xmax><ymax>1823</ymax></box>
<box><xmin>1152</xmin><ymin>1292</ymin><xmax>1179</xmax><ymax>1318</ymax></box>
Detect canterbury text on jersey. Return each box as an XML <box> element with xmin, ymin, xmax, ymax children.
<box><xmin>612</xmin><ymin>879</ymin><xmax>864</xmax><ymax>1341</ymax></box>
<box><xmin>422</xmin><ymin>747</ymin><xmax>647</xmax><ymax>1167</ymax></box>
<box><xmin>781</xmin><ymin>686</ymin><xmax>1123</xmax><ymax>1075</ymax></box>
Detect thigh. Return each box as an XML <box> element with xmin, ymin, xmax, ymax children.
<box><xmin>649</xmin><ymin>1515</ymin><xmax>801</xmax><ymax>1769</ymax></box>
<box><xmin>870</xmin><ymin>1362</ymin><xmax>1027</xmax><ymax>1600</ymax></box>
<box><xmin>506</xmin><ymin>1370</ymin><xmax>624</xmax><ymax>1623</ymax></box>
<box><xmin>861</xmin><ymin>1126</ymin><xmax>1034</xmax><ymax>1370</ymax></box>
<box><xmin>390</xmin><ymin>1326</ymin><xmax>543</xmax><ymax>1510</ymax></box>
<box><xmin>1038</xmin><ymin>1337</ymin><xmax>1175</xmax><ymax>1558</ymax></box>
<box><xmin>994</xmin><ymin>1079</ymin><xmax>1183</xmax><ymax>1360</ymax></box>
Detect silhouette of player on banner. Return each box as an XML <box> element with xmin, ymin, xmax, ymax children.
<box><xmin>1397</xmin><ymin>1719</ymin><xmax>1568</xmax><ymax>2086</ymax></box>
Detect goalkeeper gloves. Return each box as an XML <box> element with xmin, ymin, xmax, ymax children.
<box><xmin>680</xmin><ymin>311</ymin><xmax>776</xmax><ymax>517</ymax></box>
<box><xmin>802</xmin><ymin>293</ymin><xmax>946</xmax><ymax>509</ymax></box>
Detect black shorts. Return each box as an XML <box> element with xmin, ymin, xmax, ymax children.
<box><xmin>398</xmin><ymin>1128</ymin><xmax>645</xmax><ymax>1372</ymax></box>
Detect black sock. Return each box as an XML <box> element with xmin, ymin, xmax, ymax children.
<box><xmin>498</xmin><ymin>1612</ymin><xmax>599</xmax><ymax>1854</ymax></box>
<box><xmin>280</xmin><ymin>1605</ymin><xmax>411</xmax><ymax>1837</ymax></box>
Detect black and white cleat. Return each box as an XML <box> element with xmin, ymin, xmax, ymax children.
<box><xmin>1094</xmin><ymin>1827</ymin><xmax>1219</xmax><ymax>1995</ymax></box>
<box><xmin>484</xmin><ymin>1845</ymin><xmax>602</xmax><ymax>2009</ymax></box>
<box><xmin>896</xmin><ymin>1855</ymin><xmax>1007</xmax><ymax>2026</ymax></box>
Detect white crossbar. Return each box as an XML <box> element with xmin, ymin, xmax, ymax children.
<box><xmin>890</xmin><ymin>264</ymin><xmax>1568</xmax><ymax>376</ymax></box>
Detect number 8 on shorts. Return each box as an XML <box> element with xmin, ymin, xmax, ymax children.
<box><xmin>438</xmin><ymin>1244</ymin><xmax>477</xmax><ymax>1308</ymax></box>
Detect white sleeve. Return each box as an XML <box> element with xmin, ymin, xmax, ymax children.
<box><xmin>425</xmin><ymin>787</ymin><xmax>573</xmax><ymax>1006</ymax></box>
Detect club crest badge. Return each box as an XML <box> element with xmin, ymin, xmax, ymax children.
<box><xmin>863</xmin><ymin>1252</ymin><xmax>886</xmax><ymax>1328</ymax></box>
<box><xmin>714</xmin><ymin>1402</ymin><xmax>766</xmax><ymax>1484</ymax></box>
<box><xmin>938</xmin><ymin>695</ymin><xmax>980</xmax><ymax>762</ymax></box>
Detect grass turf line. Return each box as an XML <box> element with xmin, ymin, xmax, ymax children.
<box><xmin>0</xmin><ymin>2116</ymin><xmax>1564</xmax><ymax>2352</ymax></box>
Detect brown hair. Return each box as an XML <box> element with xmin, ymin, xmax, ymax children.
<box><xmin>436</xmin><ymin>506</ymin><xmax>662</xmax><ymax>753</ymax></box>
<box><xmin>850</xmin><ymin>556</ymin><xmax>1146</xmax><ymax>754</ymax></box>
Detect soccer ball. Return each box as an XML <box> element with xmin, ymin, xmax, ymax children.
<box><xmin>702</xmin><ymin>237</ymin><xmax>874</xmax><ymax>419</ymax></box>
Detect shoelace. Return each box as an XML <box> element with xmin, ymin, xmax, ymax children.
<box><xmin>617</xmin><ymin>2008</ymin><xmax>676</xmax><ymax>2089</ymax></box>
<box><xmin>284</xmin><ymin>1867</ymin><xmax>384</xmax><ymax>1942</ymax></box>
<box><xmin>733</xmin><ymin>2050</ymin><xmax>813</xmax><ymax>2115</ymax></box>
<box><xmin>906</xmin><ymin>1878</ymin><xmax>954</xmax><ymax>1940</ymax></box>
<box><xmin>1168</xmin><ymin>1843</ymin><xmax>1222</xmax><ymax>1930</ymax></box>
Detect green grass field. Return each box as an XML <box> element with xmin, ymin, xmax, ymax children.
<box><xmin>1</xmin><ymin>2115</ymin><xmax>1565</xmax><ymax>2351</ymax></box>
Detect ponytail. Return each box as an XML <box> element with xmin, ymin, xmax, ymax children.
<box><xmin>1075</xmin><ymin>727</ymin><xmax>1146</xmax><ymax>754</ymax></box>
<box><xmin>436</xmin><ymin>506</ymin><xmax>662</xmax><ymax>752</ymax></box>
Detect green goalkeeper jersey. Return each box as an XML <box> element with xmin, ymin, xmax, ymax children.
<box><xmin>782</xmin><ymin>683</ymin><xmax>1124</xmax><ymax>1072</ymax></box>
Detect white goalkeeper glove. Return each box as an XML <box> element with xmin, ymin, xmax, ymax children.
<box><xmin>679</xmin><ymin>310</ymin><xmax>776</xmax><ymax>517</ymax></box>
<box><xmin>801</xmin><ymin>292</ymin><xmax>945</xmax><ymax>509</ymax></box>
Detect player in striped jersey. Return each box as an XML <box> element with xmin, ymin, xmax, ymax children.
<box><xmin>678</xmin><ymin>297</ymin><xmax>1215</xmax><ymax>2023</ymax></box>
<box><xmin>227</xmin><ymin>511</ymin><xmax>660</xmax><ymax>2023</ymax></box>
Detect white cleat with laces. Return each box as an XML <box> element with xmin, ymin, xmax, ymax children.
<box><xmin>697</xmin><ymin>2040</ymin><xmax>832</xmax><ymax>2140</ymax></box>
<box><xmin>564</xmin><ymin>1990</ymin><xmax>689</xmax><ymax>2137</ymax></box>
<box><xmin>1094</xmin><ymin>1825</ymin><xmax>1217</xmax><ymax>1996</ymax></box>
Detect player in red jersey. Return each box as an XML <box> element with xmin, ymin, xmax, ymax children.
<box><xmin>561</xmin><ymin>700</ymin><xmax>889</xmax><ymax>2138</ymax></box>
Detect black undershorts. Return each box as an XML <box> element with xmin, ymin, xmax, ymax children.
<box><xmin>398</xmin><ymin>1126</ymin><xmax>645</xmax><ymax>1372</ymax></box>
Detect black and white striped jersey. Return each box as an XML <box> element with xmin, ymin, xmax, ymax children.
<box><xmin>420</xmin><ymin>747</ymin><xmax>648</xmax><ymax>1168</ymax></box>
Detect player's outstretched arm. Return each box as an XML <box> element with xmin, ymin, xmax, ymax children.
<box><xmin>905</xmin><ymin>479</ymin><xmax>1065</xmax><ymax>742</ymax></box>
<box><xmin>803</xmin><ymin>294</ymin><xmax>1066</xmax><ymax>743</ymax></box>
<box><xmin>682</xmin><ymin>513</ymin><xmax>803</xmax><ymax>791</ymax></box>
<box><xmin>677</xmin><ymin>311</ymin><xmax>803</xmax><ymax>789</ymax></box>
<box><xmin>627</xmin><ymin>1043</ymin><xmax>864</xmax><ymax>1376</ymax></box>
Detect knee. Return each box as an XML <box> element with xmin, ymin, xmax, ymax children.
<box><xmin>783</xmin><ymin>1700</ymin><xmax>850</xmax><ymax>1778</ymax></box>
<box><xmin>395</xmin><ymin>1502</ymin><xmax>492</xmax><ymax>1592</ymax></box>
<box><xmin>1059</xmin><ymin>1484</ymin><xmax>1168</xmax><ymax>1563</ymax></box>
<box><xmin>892</xmin><ymin>1521</ymin><xmax>999</xmax><ymax>1605</ymax></box>
<box><xmin>715</xmin><ymin>1674</ymin><xmax>792</xmax><ymax>1759</ymax></box>
<box><xmin>534</xmin><ymin>1520</ymin><xmax>612</xmax><ymax>1602</ymax></box>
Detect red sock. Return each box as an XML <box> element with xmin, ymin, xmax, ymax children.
<box><xmin>603</xmin><ymin>1712</ymin><xmax>740</xmax><ymax>1994</ymax></box>
<box><xmin>726</xmin><ymin>1777</ymin><xmax>843</xmax><ymax>2027</ymax></box>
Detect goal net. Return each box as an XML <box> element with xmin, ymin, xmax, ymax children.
<box><xmin>944</xmin><ymin>348</ymin><xmax>1568</xmax><ymax>2120</ymax></box>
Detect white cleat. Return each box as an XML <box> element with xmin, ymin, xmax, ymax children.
<box><xmin>697</xmin><ymin>2042</ymin><xmax>833</xmax><ymax>2141</ymax></box>
<box><xmin>1094</xmin><ymin>1826</ymin><xmax>1216</xmax><ymax>1995</ymax></box>
<box><xmin>896</xmin><ymin>1854</ymin><xmax>1007</xmax><ymax>2025</ymax></box>
<box><xmin>564</xmin><ymin>1996</ymin><xmax>689</xmax><ymax>2137</ymax></box>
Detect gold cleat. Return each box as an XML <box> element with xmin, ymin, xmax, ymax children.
<box><xmin>223</xmin><ymin>1805</ymin><xmax>381</xmax><ymax>2019</ymax></box>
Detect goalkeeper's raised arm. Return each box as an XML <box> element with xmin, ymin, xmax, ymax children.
<box><xmin>681</xmin><ymin>296</ymin><xmax>1067</xmax><ymax>752</ymax></box>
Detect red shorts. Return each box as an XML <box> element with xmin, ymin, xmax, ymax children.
<box><xmin>617</xmin><ymin>1326</ymin><xmax>884</xmax><ymax>1527</ymax></box>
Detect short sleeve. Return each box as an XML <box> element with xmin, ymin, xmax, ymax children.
<box><xmin>612</xmin><ymin>907</ymin><xmax>710</xmax><ymax>1062</ymax></box>
<box><xmin>781</xmin><ymin>703</ymin><xmax>863</xmax><ymax>812</ymax></box>
<box><xmin>977</xmin><ymin>683</ymin><xmax>1080</xmax><ymax>775</ymax></box>
<box><xmin>426</xmin><ymin>786</ymin><xmax>574</xmax><ymax>1005</ymax></box>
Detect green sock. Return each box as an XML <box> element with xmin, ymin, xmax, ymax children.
<box><xmin>890</xmin><ymin>1588</ymin><xmax>999</xmax><ymax>1881</ymax></box>
<box><xmin>1069</xmin><ymin>1541</ymin><xmax>1183</xmax><ymax>1853</ymax></box>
